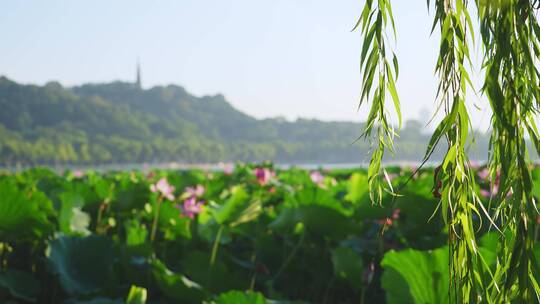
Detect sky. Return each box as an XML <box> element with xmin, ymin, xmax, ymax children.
<box><xmin>0</xmin><ymin>1</ymin><xmax>492</xmax><ymax>128</ymax></box>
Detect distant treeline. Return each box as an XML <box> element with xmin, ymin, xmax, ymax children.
<box><xmin>0</xmin><ymin>76</ymin><xmax>497</xmax><ymax>166</ymax></box>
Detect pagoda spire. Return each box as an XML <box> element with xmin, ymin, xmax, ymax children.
<box><xmin>136</xmin><ymin>59</ymin><xmax>141</xmax><ymax>89</ymax></box>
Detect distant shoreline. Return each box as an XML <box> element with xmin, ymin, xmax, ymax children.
<box><xmin>1</xmin><ymin>160</ymin><xmax>469</xmax><ymax>173</ymax></box>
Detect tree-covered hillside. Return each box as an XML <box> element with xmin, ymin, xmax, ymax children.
<box><xmin>0</xmin><ymin>76</ymin><xmax>488</xmax><ymax>166</ymax></box>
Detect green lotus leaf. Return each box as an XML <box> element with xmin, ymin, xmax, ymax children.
<box><xmin>47</xmin><ymin>235</ymin><xmax>115</xmax><ymax>295</ymax></box>
<box><xmin>158</xmin><ymin>201</ymin><xmax>191</xmax><ymax>240</ymax></box>
<box><xmin>270</xmin><ymin>205</ymin><xmax>357</xmax><ymax>240</ymax></box>
<box><xmin>0</xmin><ymin>269</ymin><xmax>40</xmax><ymax>302</ymax></box>
<box><xmin>381</xmin><ymin>247</ymin><xmax>449</xmax><ymax>304</ymax></box>
<box><xmin>214</xmin><ymin>290</ymin><xmax>266</xmax><ymax>304</ymax></box>
<box><xmin>178</xmin><ymin>250</ymin><xmax>244</xmax><ymax>293</ymax></box>
<box><xmin>345</xmin><ymin>173</ymin><xmax>369</xmax><ymax>205</ymax></box>
<box><xmin>124</xmin><ymin>219</ymin><xmax>148</xmax><ymax>247</ymax></box>
<box><xmin>64</xmin><ymin>297</ymin><xmax>123</xmax><ymax>304</ymax></box>
<box><xmin>213</xmin><ymin>186</ymin><xmax>250</xmax><ymax>225</ymax></box>
<box><xmin>151</xmin><ymin>259</ymin><xmax>205</xmax><ymax>303</ymax></box>
<box><xmin>0</xmin><ymin>178</ymin><xmax>55</xmax><ymax>241</ymax></box>
<box><xmin>331</xmin><ymin>247</ymin><xmax>364</xmax><ymax>291</ymax></box>
<box><xmin>126</xmin><ymin>285</ymin><xmax>147</xmax><ymax>304</ymax></box>
<box><xmin>286</xmin><ymin>185</ymin><xmax>352</xmax><ymax>217</ymax></box>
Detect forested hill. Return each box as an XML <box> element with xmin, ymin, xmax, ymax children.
<box><xmin>0</xmin><ymin>76</ymin><xmax>489</xmax><ymax>166</ymax></box>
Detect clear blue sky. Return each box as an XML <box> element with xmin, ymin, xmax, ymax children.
<box><xmin>0</xmin><ymin>0</ymin><xmax>491</xmax><ymax>127</ymax></box>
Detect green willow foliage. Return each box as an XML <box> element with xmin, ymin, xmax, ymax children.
<box><xmin>356</xmin><ymin>0</ymin><xmax>401</xmax><ymax>203</ymax></box>
<box><xmin>358</xmin><ymin>0</ymin><xmax>540</xmax><ymax>302</ymax></box>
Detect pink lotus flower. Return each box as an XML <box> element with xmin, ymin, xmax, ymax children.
<box><xmin>179</xmin><ymin>197</ymin><xmax>204</xmax><ymax>219</ymax></box>
<box><xmin>185</xmin><ymin>185</ymin><xmax>205</xmax><ymax>198</ymax></box>
<box><xmin>378</xmin><ymin>218</ymin><xmax>394</xmax><ymax>226</ymax></box>
<box><xmin>222</xmin><ymin>163</ymin><xmax>234</xmax><ymax>175</ymax></box>
<box><xmin>392</xmin><ymin>208</ymin><xmax>401</xmax><ymax>220</ymax></box>
<box><xmin>477</xmin><ymin>168</ymin><xmax>490</xmax><ymax>180</ymax></box>
<box><xmin>469</xmin><ymin>161</ymin><xmax>481</xmax><ymax>169</ymax></box>
<box><xmin>254</xmin><ymin>168</ymin><xmax>274</xmax><ymax>186</ymax></box>
<box><xmin>378</xmin><ymin>209</ymin><xmax>401</xmax><ymax>227</ymax></box>
<box><xmin>150</xmin><ymin>178</ymin><xmax>175</xmax><ymax>201</ymax></box>
<box><xmin>480</xmin><ymin>184</ymin><xmax>512</xmax><ymax>199</ymax></box>
<box><xmin>310</xmin><ymin>171</ymin><xmax>325</xmax><ymax>185</ymax></box>
<box><xmin>480</xmin><ymin>189</ymin><xmax>491</xmax><ymax>198</ymax></box>
<box><xmin>479</xmin><ymin>168</ymin><xmax>503</xmax><ymax>199</ymax></box>
<box><xmin>73</xmin><ymin>170</ymin><xmax>84</xmax><ymax>178</ymax></box>
<box><xmin>386</xmin><ymin>173</ymin><xmax>398</xmax><ymax>182</ymax></box>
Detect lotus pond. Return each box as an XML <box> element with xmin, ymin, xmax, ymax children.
<box><xmin>0</xmin><ymin>164</ymin><xmax>539</xmax><ymax>303</ymax></box>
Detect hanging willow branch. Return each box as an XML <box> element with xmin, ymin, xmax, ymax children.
<box><xmin>356</xmin><ymin>0</ymin><xmax>401</xmax><ymax>204</ymax></box>
<box><xmin>357</xmin><ymin>0</ymin><xmax>540</xmax><ymax>302</ymax></box>
<box><xmin>426</xmin><ymin>1</ymin><xmax>492</xmax><ymax>302</ymax></box>
<box><xmin>476</xmin><ymin>0</ymin><xmax>540</xmax><ymax>302</ymax></box>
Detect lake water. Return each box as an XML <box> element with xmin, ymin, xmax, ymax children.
<box><xmin>1</xmin><ymin>160</ymin><xmax>447</xmax><ymax>173</ymax></box>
